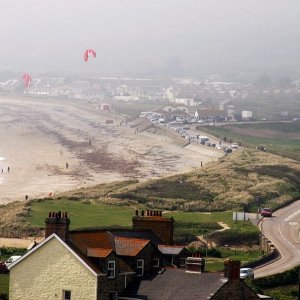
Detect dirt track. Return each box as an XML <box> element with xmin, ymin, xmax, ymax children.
<box><xmin>0</xmin><ymin>96</ymin><xmax>222</xmax><ymax>204</ymax></box>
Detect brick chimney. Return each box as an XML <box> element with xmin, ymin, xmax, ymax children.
<box><xmin>45</xmin><ymin>211</ymin><xmax>70</xmax><ymax>241</ymax></box>
<box><xmin>224</xmin><ymin>259</ymin><xmax>241</xmax><ymax>280</ymax></box>
<box><xmin>132</xmin><ymin>210</ymin><xmax>174</xmax><ymax>244</ymax></box>
<box><xmin>186</xmin><ymin>254</ymin><xmax>205</xmax><ymax>273</ymax></box>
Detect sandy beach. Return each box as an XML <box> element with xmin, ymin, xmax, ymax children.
<box><xmin>0</xmin><ymin>95</ymin><xmax>222</xmax><ymax>204</ymax></box>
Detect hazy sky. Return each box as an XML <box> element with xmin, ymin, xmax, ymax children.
<box><xmin>1</xmin><ymin>0</ymin><xmax>300</xmax><ymax>78</ymax></box>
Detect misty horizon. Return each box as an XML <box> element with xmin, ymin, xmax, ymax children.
<box><xmin>1</xmin><ymin>0</ymin><xmax>300</xmax><ymax>80</ymax></box>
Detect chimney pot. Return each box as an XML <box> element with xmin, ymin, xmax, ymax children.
<box><xmin>224</xmin><ymin>260</ymin><xmax>240</xmax><ymax>280</ymax></box>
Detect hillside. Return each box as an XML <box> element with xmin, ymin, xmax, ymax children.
<box><xmin>102</xmin><ymin>149</ymin><xmax>300</xmax><ymax>211</ymax></box>
<box><xmin>1</xmin><ymin>148</ymin><xmax>300</xmax><ymax>234</ymax></box>
<box><xmin>198</xmin><ymin>121</ymin><xmax>300</xmax><ymax>161</ymax></box>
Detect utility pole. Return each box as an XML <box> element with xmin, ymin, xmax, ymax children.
<box><xmin>256</xmin><ymin>195</ymin><xmax>261</xmax><ymax>219</ymax></box>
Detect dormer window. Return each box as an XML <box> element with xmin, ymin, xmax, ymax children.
<box><xmin>108</xmin><ymin>261</ymin><xmax>116</xmax><ymax>278</ymax></box>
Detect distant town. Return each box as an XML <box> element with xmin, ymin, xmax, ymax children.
<box><xmin>1</xmin><ymin>74</ymin><xmax>300</xmax><ymax>123</ymax></box>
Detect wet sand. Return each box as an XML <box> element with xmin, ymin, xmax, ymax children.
<box><xmin>0</xmin><ymin>95</ymin><xmax>222</xmax><ymax>204</ymax></box>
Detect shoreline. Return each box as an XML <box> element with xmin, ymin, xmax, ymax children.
<box><xmin>0</xmin><ymin>95</ymin><xmax>223</xmax><ymax>204</ymax></box>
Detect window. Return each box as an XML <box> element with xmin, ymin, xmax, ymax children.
<box><xmin>109</xmin><ymin>291</ymin><xmax>117</xmax><ymax>300</ymax></box>
<box><xmin>153</xmin><ymin>258</ymin><xmax>159</xmax><ymax>268</ymax></box>
<box><xmin>179</xmin><ymin>258</ymin><xmax>186</xmax><ymax>267</ymax></box>
<box><xmin>108</xmin><ymin>261</ymin><xmax>116</xmax><ymax>278</ymax></box>
<box><xmin>63</xmin><ymin>290</ymin><xmax>71</xmax><ymax>300</ymax></box>
<box><xmin>137</xmin><ymin>259</ymin><xmax>144</xmax><ymax>277</ymax></box>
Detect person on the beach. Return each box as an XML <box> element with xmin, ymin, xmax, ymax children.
<box><xmin>25</xmin><ymin>195</ymin><xmax>28</xmax><ymax>200</ymax></box>
<box><xmin>7</xmin><ymin>166</ymin><xmax>10</xmax><ymax>173</ymax></box>
<box><xmin>66</xmin><ymin>162</ymin><xmax>69</xmax><ymax>169</ymax></box>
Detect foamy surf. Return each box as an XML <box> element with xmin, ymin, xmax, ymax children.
<box><xmin>0</xmin><ymin>157</ymin><xmax>5</xmax><ymax>161</ymax></box>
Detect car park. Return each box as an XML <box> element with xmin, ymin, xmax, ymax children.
<box><xmin>260</xmin><ymin>208</ymin><xmax>272</xmax><ymax>217</ymax></box>
<box><xmin>240</xmin><ymin>268</ymin><xmax>254</xmax><ymax>279</ymax></box>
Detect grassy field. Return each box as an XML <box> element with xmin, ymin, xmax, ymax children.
<box><xmin>22</xmin><ymin>199</ymin><xmax>259</xmax><ymax>248</ymax></box>
<box><xmin>198</xmin><ymin>121</ymin><xmax>300</xmax><ymax>161</ymax></box>
<box><xmin>205</xmin><ymin>247</ymin><xmax>261</xmax><ymax>272</ymax></box>
<box><xmin>2</xmin><ymin>148</ymin><xmax>300</xmax><ymax>235</ymax></box>
<box><xmin>111</xmin><ymin>100</ymin><xmax>165</xmax><ymax>119</ymax></box>
<box><xmin>25</xmin><ymin>200</ymin><xmax>135</xmax><ymax>230</ymax></box>
<box><xmin>0</xmin><ymin>274</ymin><xmax>9</xmax><ymax>296</ymax></box>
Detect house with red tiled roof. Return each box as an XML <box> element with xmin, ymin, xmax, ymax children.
<box><xmin>8</xmin><ymin>211</ymin><xmax>274</xmax><ymax>300</ymax></box>
<box><xmin>8</xmin><ymin>210</ymin><xmax>188</xmax><ymax>300</ymax></box>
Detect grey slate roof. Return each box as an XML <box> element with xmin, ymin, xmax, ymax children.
<box><xmin>120</xmin><ymin>269</ymin><xmax>225</xmax><ymax>300</ymax></box>
<box><xmin>158</xmin><ymin>245</ymin><xmax>185</xmax><ymax>255</ymax></box>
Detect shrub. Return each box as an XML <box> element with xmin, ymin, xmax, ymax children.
<box><xmin>209</xmin><ymin>230</ymin><xmax>259</xmax><ymax>246</ymax></box>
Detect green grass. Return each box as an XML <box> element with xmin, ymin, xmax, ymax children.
<box><xmin>198</xmin><ymin>121</ymin><xmax>300</xmax><ymax>161</ymax></box>
<box><xmin>111</xmin><ymin>100</ymin><xmax>165</xmax><ymax>119</ymax></box>
<box><xmin>204</xmin><ymin>248</ymin><xmax>261</xmax><ymax>272</ymax></box>
<box><xmin>0</xmin><ymin>274</ymin><xmax>9</xmax><ymax>296</ymax></box>
<box><xmin>165</xmin><ymin>211</ymin><xmax>233</xmax><ymax>224</ymax></box>
<box><xmin>25</xmin><ymin>200</ymin><xmax>259</xmax><ymax>244</ymax></box>
<box><xmin>25</xmin><ymin>200</ymin><xmax>135</xmax><ymax>229</ymax></box>
<box><xmin>262</xmin><ymin>285</ymin><xmax>298</xmax><ymax>300</ymax></box>
<box><xmin>165</xmin><ymin>211</ymin><xmax>258</xmax><ymax>234</ymax></box>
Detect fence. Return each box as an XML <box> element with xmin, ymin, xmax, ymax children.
<box><xmin>0</xmin><ymin>227</ymin><xmax>41</xmax><ymax>239</ymax></box>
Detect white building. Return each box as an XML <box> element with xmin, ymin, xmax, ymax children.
<box><xmin>242</xmin><ymin>111</ymin><xmax>253</xmax><ymax>119</ymax></box>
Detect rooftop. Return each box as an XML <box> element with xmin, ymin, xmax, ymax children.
<box><xmin>120</xmin><ymin>268</ymin><xmax>225</xmax><ymax>300</ymax></box>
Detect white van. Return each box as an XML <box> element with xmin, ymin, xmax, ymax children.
<box><xmin>5</xmin><ymin>255</ymin><xmax>22</xmax><ymax>267</ymax></box>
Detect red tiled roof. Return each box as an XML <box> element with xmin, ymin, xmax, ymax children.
<box><xmin>115</xmin><ymin>237</ymin><xmax>150</xmax><ymax>257</ymax></box>
<box><xmin>69</xmin><ymin>231</ymin><xmax>114</xmax><ymax>254</ymax></box>
<box><xmin>87</xmin><ymin>247</ymin><xmax>113</xmax><ymax>258</ymax></box>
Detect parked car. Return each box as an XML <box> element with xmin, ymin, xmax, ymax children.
<box><xmin>260</xmin><ymin>208</ymin><xmax>272</xmax><ymax>217</ymax></box>
<box><xmin>4</xmin><ymin>255</ymin><xmax>22</xmax><ymax>267</ymax></box>
<box><xmin>225</xmin><ymin>148</ymin><xmax>232</xmax><ymax>153</ymax></box>
<box><xmin>240</xmin><ymin>268</ymin><xmax>254</xmax><ymax>279</ymax></box>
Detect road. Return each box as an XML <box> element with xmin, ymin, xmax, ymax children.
<box><xmin>254</xmin><ymin>200</ymin><xmax>300</xmax><ymax>278</ymax></box>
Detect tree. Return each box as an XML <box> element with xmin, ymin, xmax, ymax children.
<box><xmin>255</xmin><ymin>75</ymin><xmax>272</xmax><ymax>88</ymax></box>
